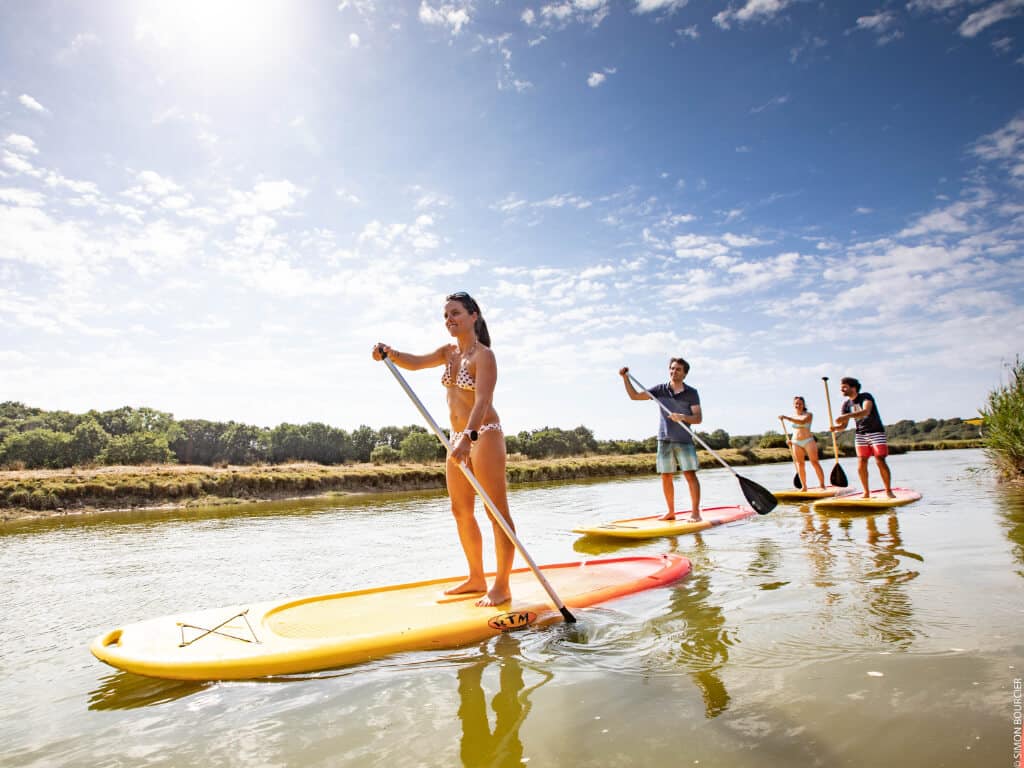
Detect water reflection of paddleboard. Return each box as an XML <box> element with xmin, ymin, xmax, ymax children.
<box><xmin>91</xmin><ymin>555</ymin><xmax>690</xmax><ymax>681</ymax></box>
<box><xmin>812</xmin><ymin>487</ymin><xmax>922</xmax><ymax>512</ymax></box>
<box><xmin>572</xmin><ymin>504</ymin><xmax>755</xmax><ymax>540</ymax></box>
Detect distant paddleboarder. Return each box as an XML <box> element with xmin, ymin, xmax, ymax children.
<box><xmin>373</xmin><ymin>292</ymin><xmax>514</xmax><ymax>607</ymax></box>
<box><xmin>619</xmin><ymin>358</ymin><xmax>702</xmax><ymax>522</ymax></box>
<box><xmin>830</xmin><ymin>377</ymin><xmax>895</xmax><ymax>499</ymax></box>
<box><xmin>780</xmin><ymin>396</ymin><xmax>826</xmax><ymax>490</ymax></box>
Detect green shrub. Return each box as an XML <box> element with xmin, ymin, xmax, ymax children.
<box><xmin>68</xmin><ymin>419</ymin><xmax>110</xmax><ymax>465</ymax></box>
<box><xmin>1</xmin><ymin>429</ymin><xmax>72</xmax><ymax>468</ymax></box>
<box><xmin>400</xmin><ymin>431</ymin><xmax>441</xmax><ymax>463</ymax></box>
<box><xmin>99</xmin><ymin>433</ymin><xmax>176</xmax><ymax>465</ymax></box>
<box><xmin>370</xmin><ymin>445</ymin><xmax>401</xmax><ymax>464</ymax></box>
<box><xmin>758</xmin><ymin>432</ymin><xmax>788</xmax><ymax>449</ymax></box>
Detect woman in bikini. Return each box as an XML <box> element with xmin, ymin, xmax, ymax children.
<box><xmin>780</xmin><ymin>396</ymin><xmax>826</xmax><ymax>491</ymax></box>
<box><xmin>372</xmin><ymin>292</ymin><xmax>513</xmax><ymax>607</ymax></box>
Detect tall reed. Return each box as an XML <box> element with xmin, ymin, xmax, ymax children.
<box><xmin>982</xmin><ymin>356</ymin><xmax>1024</xmax><ymax>480</ymax></box>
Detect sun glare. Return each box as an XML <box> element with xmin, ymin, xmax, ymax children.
<box><xmin>135</xmin><ymin>0</ymin><xmax>292</xmax><ymax>73</ymax></box>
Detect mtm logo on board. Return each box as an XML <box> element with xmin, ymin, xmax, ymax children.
<box><xmin>487</xmin><ymin>611</ymin><xmax>536</xmax><ymax>632</ymax></box>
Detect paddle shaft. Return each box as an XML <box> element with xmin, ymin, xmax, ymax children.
<box><xmin>780</xmin><ymin>416</ymin><xmax>802</xmax><ymax>489</ymax></box>
<box><xmin>822</xmin><ymin>376</ymin><xmax>842</xmax><ymax>461</ymax></box>
<box><xmin>624</xmin><ymin>371</ymin><xmax>777</xmax><ymax>515</ymax></box>
<box><xmin>626</xmin><ymin>373</ymin><xmax>739</xmax><ymax>477</ymax></box>
<box><xmin>379</xmin><ymin>351</ymin><xmax>576</xmax><ymax>623</ymax></box>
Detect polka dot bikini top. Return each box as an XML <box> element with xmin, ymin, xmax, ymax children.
<box><xmin>441</xmin><ymin>352</ymin><xmax>476</xmax><ymax>391</ymax></box>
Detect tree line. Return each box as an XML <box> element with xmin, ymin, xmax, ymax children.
<box><xmin>0</xmin><ymin>400</ymin><xmax>981</xmax><ymax>470</ymax></box>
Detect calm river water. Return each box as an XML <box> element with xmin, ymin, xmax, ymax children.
<box><xmin>1</xmin><ymin>448</ymin><xmax>1022</xmax><ymax>767</ymax></box>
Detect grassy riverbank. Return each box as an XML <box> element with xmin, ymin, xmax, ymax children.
<box><xmin>0</xmin><ymin>449</ymin><xmax>778</xmax><ymax>522</ymax></box>
<box><xmin>0</xmin><ymin>441</ymin><xmax>981</xmax><ymax>522</ymax></box>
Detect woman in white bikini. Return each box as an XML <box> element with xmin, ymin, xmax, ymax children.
<box><xmin>780</xmin><ymin>396</ymin><xmax>826</xmax><ymax>491</ymax></box>
<box><xmin>372</xmin><ymin>292</ymin><xmax>513</xmax><ymax>607</ymax></box>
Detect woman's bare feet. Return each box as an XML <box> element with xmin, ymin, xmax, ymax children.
<box><xmin>658</xmin><ymin>512</ymin><xmax>676</xmax><ymax>521</ymax></box>
<box><xmin>475</xmin><ymin>587</ymin><xmax>511</xmax><ymax>607</ymax></box>
<box><xmin>443</xmin><ymin>578</ymin><xmax>487</xmax><ymax>596</ymax></box>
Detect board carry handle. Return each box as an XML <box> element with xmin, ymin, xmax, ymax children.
<box><xmin>377</xmin><ymin>348</ymin><xmax>577</xmax><ymax>624</ymax></box>
<box><xmin>625</xmin><ymin>371</ymin><xmax>777</xmax><ymax>515</ymax></box>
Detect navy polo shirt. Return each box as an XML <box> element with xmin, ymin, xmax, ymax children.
<box><xmin>648</xmin><ymin>382</ymin><xmax>700</xmax><ymax>444</ymax></box>
<box><xmin>841</xmin><ymin>392</ymin><xmax>884</xmax><ymax>434</ymax></box>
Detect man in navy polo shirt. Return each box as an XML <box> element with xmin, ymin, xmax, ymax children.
<box><xmin>619</xmin><ymin>358</ymin><xmax>702</xmax><ymax>521</ymax></box>
<box><xmin>831</xmin><ymin>376</ymin><xmax>895</xmax><ymax>498</ymax></box>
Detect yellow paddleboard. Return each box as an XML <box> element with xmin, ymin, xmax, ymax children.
<box><xmin>812</xmin><ymin>487</ymin><xmax>922</xmax><ymax>512</ymax></box>
<box><xmin>91</xmin><ymin>555</ymin><xmax>690</xmax><ymax>681</ymax></box>
<box><xmin>772</xmin><ymin>487</ymin><xmax>843</xmax><ymax>502</ymax></box>
<box><xmin>572</xmin><ymin>505</ymin><xmax>755</xmax><ymax>540</ymax></box>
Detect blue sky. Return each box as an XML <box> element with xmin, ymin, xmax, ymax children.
<box><xmin>1</xmin><ymin>0</ymin><xmax>1022</xmax><ymax>441</ymax></box>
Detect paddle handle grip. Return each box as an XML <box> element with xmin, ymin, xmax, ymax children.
<box><xmin>626</xmin><ymin>372</ymin><xmax>738</xmax><ymax>478</ymax></box>
<box><xmin>379</xmin><ymin>353</ymin><xmax>577</xmax><ymax>623</ymax></box>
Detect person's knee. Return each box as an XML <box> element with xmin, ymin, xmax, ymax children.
<box><xmin>449</xmin><ymin>499</ymin><xmax>475</xmax><ymax>518</ymax></box>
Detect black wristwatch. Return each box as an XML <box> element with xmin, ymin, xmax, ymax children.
<box><xmin>469</xmin><ymin>430</ymin><xmax>479</xmax><ymax>441</ymax></box>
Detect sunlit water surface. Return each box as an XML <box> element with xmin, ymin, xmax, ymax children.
<box><xmin>1</xmin><ymin>449</ymin><xmax>1021</xmax><ymax>767</ymax></box>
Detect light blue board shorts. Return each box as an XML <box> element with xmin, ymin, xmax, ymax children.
<box><xmin>656</xmin><ymin>441</ymin><xmax>698</xmax><ymax>473</ymax></box>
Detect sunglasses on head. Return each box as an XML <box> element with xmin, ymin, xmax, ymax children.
<box><xmin>446</xmin><ymin>292</ymin><xmax>479</xmax><ymax>311</ymax></box>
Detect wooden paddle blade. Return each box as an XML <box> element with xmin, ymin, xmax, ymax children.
<box><xmin>830</xmin><ymin>463</ymin><xmax>849</xmax><ymax>487</ymax></box>
<box><xmin>793</xmin><ymin>472</ymin><xmax>803</xmax><ymax>489</ymax></box>
<box><xmin>740</xmin><ymin>475</ymin><xmax>778</xmax><ymax>515</ymax></box>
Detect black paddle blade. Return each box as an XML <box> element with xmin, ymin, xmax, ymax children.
<box><xmin>740</xmin><ymin>475</ymin><xmax>778</xmax><ymax>515</ymax></box>
<box><xmin>830</xmin><ymin>463</ymin><xmax>849</xmax><ymax>488</ymax></box>
<box><xmin>793</xmin><ymin>472</ymin><xmax>803</xmax><ymax>489</ymax></box>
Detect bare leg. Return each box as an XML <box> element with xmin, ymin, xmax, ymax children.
<box><xmin>794</xmin><ymin>445</ymin><xmax>808</xmax><ymax>491</ymax></box>
<box><xmin>876</xmin><ymin>456</ymin><xmax>894</xmax><ymax>496</ymax></box>
<box><xmin>443</xmin><ymin>459</ymin><xmax>487</xmax><ymax>595</ymax></box>
<box><xmin>659</xmin><ymin>473</ymin><xmax>676</xmax><ymax>520</ymax></box>
<box><xmin>805</xmin><ymin>442</ymin><xmax>826</xmax><ymax>489</ymax></box>
<box><xmin>683</xmin><ymin>471</ymin><xmax>701</xmax><ymax>521</ymax></box>
<box><xmin>857</xmin><ymin>456</ymin><xmax>870</xmax><ymax>497</ymax></box>
<box><xmin>469</xmin><ymin>431</ymin><xmax>514</xmax><ymax>607</ymax></box>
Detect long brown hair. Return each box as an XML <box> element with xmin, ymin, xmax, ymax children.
<box><xmin>446</xmin><ymin>292</ymin><xmax>491</xmax><ymax>347</ymax></box>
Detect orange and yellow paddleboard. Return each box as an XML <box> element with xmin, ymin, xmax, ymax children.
<box><xmin>812</xmin><ymin>487</ymin><xmax>922</xmax><ymax>512</ymax></box>
<box><xmin>91</xmin><ymin>555</ymin><xmax>690</xmax><ymax>680</ymax></box>
<box><xmin>772</xmin><ymin>487</ymin><xmax>843</xmax><ymax>502</ymax></box>
<box><xmin>572</xmin><ymin>504</ymin><xmax>756</xmax><ymax>540</ymax></box>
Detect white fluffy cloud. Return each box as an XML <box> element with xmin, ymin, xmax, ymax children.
<box><xmin>418</xmin><ymin>1</ymin><xmax>471</xmax><ymax>34</ymax></box>
<box><xmin>18</xmin><ymin>94</ymin><xmax>47</xmax><ymax>113</ymax></box>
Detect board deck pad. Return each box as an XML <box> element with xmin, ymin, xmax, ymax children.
<box><xmin>572</xmin><ymin>504</ymin><xmax>756</xmax><ymax>540</ymax></box>
<box><xmin>811</xmin><ymin>487</ymin><xmax>922</xmax><ymax>512</ymax></box>
<box><xmin>772</xmin><ymin>487</ymin><xmax>844</xmax><ymax>502</ymax></box>
<box><xmin>91</xmin><ymin>555</ymin><xmax>690</xmax><ymax>681</ymax></box>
